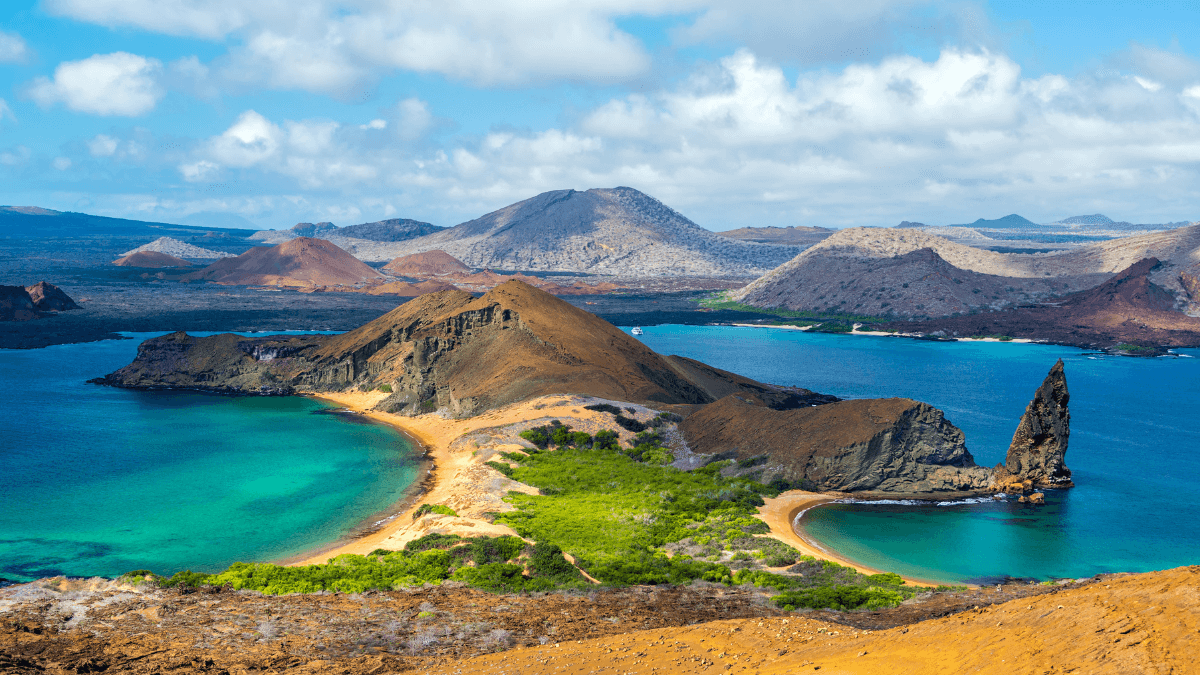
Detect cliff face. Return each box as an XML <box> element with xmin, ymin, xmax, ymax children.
<box><xmin>996</xmin><ymin>359</ymin><xmax>1073</xmax><ymax>489</ymax></box>
<box><xmin>679</xmin><ymin>394</ymin><xmax>993</xmax><ymax>493</ymax></box>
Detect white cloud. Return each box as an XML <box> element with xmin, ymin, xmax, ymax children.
<box><xmin>360</xmin><ymin>119</ymin><xmax>387</xmax><ymax>130</ymax></box>
<box><xmin>210</xmin><ymin>110</ymin><xmax>283</xmax><ymax>166</ymax></box>
<box><xmin>0</xmin><ymin>146</ymin><xmax>31</xmax><ymax>166</ymax></box>
<box><xmin>0</xmin><ymin>30</ymin><xmax>30</xmax><ymax>63</ymax></box>
<box><xmin>0</xmin><ymin>99</ymin><xmax>14</xmax><ymax>124</ymax></box>
<box><xmin>88</xmin><ymin>135</ymin><xmax>120</xmax><ymax>157</ymax></box>
<box><xmin>52</xmin><ymin>157</ymin><xmax>73</xmax><ymax>170</ymax></box>
<box><xmin>179</xmin><ymin>160</ymin><xmax>220</xmax><ymax>181</ymax></box>
<box><xmin>27</xmin><ymin>53</ymin><xmax>164</xmax><ymax>116</ymax></box>
<box><xmin>149</xmin><ymin>46</ymin><xmax>1200</xmax><ymax>228</ymax></box>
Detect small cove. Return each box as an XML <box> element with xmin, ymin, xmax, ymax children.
<box><xmin>635</xmin><ymin>325</ymin><xmax>1200</xmax><ymax>583</ymax></box>
<box><xmin>0</xmin><ymin>333</ymin><xmax>420</xmax><ymax>583</ymax></box>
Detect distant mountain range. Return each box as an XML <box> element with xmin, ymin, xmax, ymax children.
<box><xmin>0</xmin><ymin>206</ymin><xmax>258</xmax><ymax>243</ymax></box>
<box><xmin>347</xmin><ymin>187</ymin><xmax>803</xmax><ymax>277</ymax></box>
<box><xmin>897</xmin><ymin>213</ymin><xmax>1196</xmax><ymax>248</ymax></box>
<box><xmin>250</xmin><ymin>218</ymin><xmax>443</xmax><ymax>245</ymax></box>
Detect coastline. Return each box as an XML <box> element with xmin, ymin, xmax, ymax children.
<box><xmin>758</xmin><ymin>492</ymin><xmax>952</xmax><ymax>588</ymax></box>
<box><xmin>280</xmin><ymin>391</ymin><xmax>950</xmax><ymax>589</ymax></box>
<box><xmin>728</xmin><ymin>322</ymin><xmax>1035</xmax><ymax>343</ymax></box>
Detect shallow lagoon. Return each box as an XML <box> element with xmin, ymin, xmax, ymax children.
<box><xmin>636</xmin><ymin>325</ymin><xmax>1200</xmax><ymax>583</ymax></box>
<box><xmin>0</xmin><ymin>333</ymin><xmax>419</xmax><ymax>583</ymax></box>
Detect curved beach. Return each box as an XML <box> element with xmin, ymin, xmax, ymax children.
<box><xmin>286</xmin><ymin>391</ymin><xmax>941</xmax><ymax>588</ymax></box>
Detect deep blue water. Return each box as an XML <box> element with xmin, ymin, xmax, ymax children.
<box><xmin>635</xmin><ymin>325</ymin><xmax>1200</xmax><ymax>583</ymax></box>
<box><xmin>0</xmin><ymin>333</ymin><xmax>419</xmax><ymax>583</ymax></box>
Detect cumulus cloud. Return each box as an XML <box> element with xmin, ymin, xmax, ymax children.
<box><xmin>0</xmin><ymin>30</ymin><xmax>30</xmax><ymax>63</ymax></box>
<box><xmin>27</xmin><ymin>52</ymin><xmax>164</xmax><ymax>116</ymax></box>
<box><xmin>88</xmin><ymin>135</ymin><xmax>120</xmax><ymax>157</ymax></box>
<box><xmin>46</xmin><ymin>0</ymin><xmax>666</xmax><ymax>90</ymax></box>
<box><xmin>165</xmin><ymin>46</ymin><xmax>1200</xmax><ymax>227</ymax></box>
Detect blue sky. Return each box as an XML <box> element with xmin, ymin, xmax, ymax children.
<box><xmin>1</xmin><ymin>0</ymin><xmax>1198</xmax><ymax>231</ymax></box>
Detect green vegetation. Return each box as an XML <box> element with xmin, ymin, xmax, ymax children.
<box><xmin>377</xmin><ymin>383</ymin><xmax>393</xmax><ymax>392</ymax></box>
<box><xmin>698</xmin><ymin>292</ymin><xmax>886</xmax><ymax>324</ymax></box>
<box><xmin>412</xmin><ymin>503</ymin><xmax>458</xmax><ymax>520</ymax></box>
<box><xmin>1113</xmin><ymin>343</ymin><xmax>1158</xmax><ymax>355</ymax></box>
<box><xmin>132</xmin><ymin>417</ymin><xmax>935</xmax><ymax>612</ymax></box>
<box><xmin>145</xmin><ymin>532</ymin><xmax>585</xmax><ymax>595</ymax></box>
<box><xmin>967</xmin><ymin>334</ymin><xmax>1015</xmax><ymax>341</ymax></box>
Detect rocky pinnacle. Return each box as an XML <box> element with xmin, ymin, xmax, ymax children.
<box><xmin>1001</xmin><ymin>359</ymin><xmax>1073</xmax><ymax>489</ymax></box>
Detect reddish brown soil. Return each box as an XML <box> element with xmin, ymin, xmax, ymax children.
<box><xmin>383</xmin><ymin>250</ymin><xmax>470</xmax><ymax>276</ymax></box>
<box><xmin>884</xmin><ymin>258</ymin><xmax>1200</xmax><ymax>348</ymax></box>
<box><xmin>0</xmin><ymin>572</ymin><xmax>1099</xmax><ymax>674</ymax></box>
<box><xmin>440</xmin><ymin>566</ymin><xmax>1200</xmax><ymax>675</ymax></box>
<box><xmin>112</xmin><ymin>251</ymin><xmax>195</xmax><ymax>268</ymax></box>
<box><xmin>186</xmin><ymin>238</ymin><xmax>382</xmax><ymax>287</ymax></box>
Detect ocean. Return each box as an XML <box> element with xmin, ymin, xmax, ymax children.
<box><xmin>0</xmin><ymin>333</ymin><xmax>419</xmax><ymax>584</ymax></box>
<box><xmin>635</xmin><ymin>325</ymin><xmax>1200</xmax><ymax>583</ymax></box>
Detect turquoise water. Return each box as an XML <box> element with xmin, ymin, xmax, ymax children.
<box><xmin>0</xmin><ymin>333</ymin><xmax>419</xmax><ymax>584</ymax></box>
<box><xmin>635</xmin><ymin>326</ymin><xmax>1200</xmax><ymax>583</ymax></box>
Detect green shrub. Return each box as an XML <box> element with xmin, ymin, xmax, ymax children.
<box><xmin>519</xmin><ymin>429</ymin><xmax>550</xmax><ymax>449</ymax></box>
<box><xmin>587</xmin><ymin>552</ymin><xmax>732</xmax><ymax>586</ymax></box>
<box><xmin>593</xmin><ymin>429</ymin><xmax>620</xmax><ymax>450</ymax></box>
<box><xmin>584</xmin><ymin>403</ymin><xmax>623</xmax><ymax>415</ymax></box>
<box><xmin>413</xmin><ymin>503</ymin><xmax>458</xmax><ymax>520</ymax></box>
<box><xmin>771</xmin><ymin>585</ymin><xmax>906</xmax><ymax>611</ymax></box>
<box><xmin>378</xmin><ymin>383</ymin><xmax>393</xmax><ymax>393</ymax></box>
<box><xmin>485</xmin><ymin>460</ymin><xmax>515</xmax><ymax>478</ymax></box>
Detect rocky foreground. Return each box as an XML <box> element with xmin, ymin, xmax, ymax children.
<box><xmin>2</xmin><ymin>566</ymin><xmax>1195</xmax><ymax>674</ymax></box>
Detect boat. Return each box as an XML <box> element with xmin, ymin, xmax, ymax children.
<box><xmin>631</xmin><ymin>327</ymin><xmax>643</xmax><ymax>335</ymax></box>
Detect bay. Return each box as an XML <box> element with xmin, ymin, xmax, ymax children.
<box><xmin>0</xmin><ymin>333</ymin><xmax>419</xmax><ymax>583</ymax></box>
<box><xmin>635</xmin><ymin>325</ymin><xmax>1200</xmax><ymax>583</ymax></box>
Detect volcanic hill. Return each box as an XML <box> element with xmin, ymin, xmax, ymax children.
<box><xmin>884</xmin><ymin>257</ymin><xmax>1200</xmax><ymax>348</ymax></box>
<box><xmin>121</xmin><ymin>236</ymin><xmax>233</xmax><ymax>260</ymax></box>
<box><xmin>112</xmin><ymin>251</ymin><xmax>195</xmax><ymax>268</ymax></box>
<box><xmin>1</xmin><ymin>281</ymin><xmax>78</xmax><ymax>321</ymax></box>
<box><xmin>97</xmin><ymin>280</ymin><xmax>1066</xmax><ymax>494</ymax></box>
<box><xmin>383</xmin><ymin>250</ymin><xmax>471</xmax><ymax>277</ymax></box>
<box><xmin>185</xmin><ymin>237</ymin><xmax>383</xmax><ymax>287</ymax></box>
<box><xmin>359</xmin><ymin>187</ymin><xmax>802</xmax><ymax>276</ymax></box>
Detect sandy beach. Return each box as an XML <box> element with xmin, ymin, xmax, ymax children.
<box><xmin>290</xmin><ymin>392</ymin><xmax>670</xmax><ymax>565</ymax></box>
<box><xmin>288</xmin><ymin>391</ymin><xmax>946</xmax><ymax>587</ymax></box>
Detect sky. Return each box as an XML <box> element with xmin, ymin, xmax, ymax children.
<box><xmin>1</xmin><ymin>0</ymin><xmax>1199</xmax><ymax>231</ymax></box>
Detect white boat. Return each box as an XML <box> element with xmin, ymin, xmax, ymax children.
<box><xmin>631</xmin><ymin>327</ymin><xmax>643</xmax><ymax>335</ymax></box>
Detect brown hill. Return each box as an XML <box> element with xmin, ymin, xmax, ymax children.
<box><xmin>185</xmin><ymin>237</ymin><xmax>382</xmax><ymax>287</ymax></box>
<box><xmin>112</xmin><ymin>251</ymin><xmax>195</xmax><ymax>268</ymax></box>
<box><xmin>96</xmin><ymin>280</ymin><xmax>1053</xmax><ymax>495</ymax></box>
<box><xmin>0</xmin><ymin>285</ymin><xmax>38</xmax><ymax>321</ymax></box>
<box><xmin>885</xmin><ymin>257</ymin><xmax>1200</xmax><ymax>348</ymax></box>
<box><xmin>364</xmin><ymin>280</ymin><xmax>460</xmax><ymax>296</ymax></box>
<box><xmin>680</xmin><ymin>394</ymin><xmax>992</xmax><ymax>493</ymax></box>
<box><xmin>24</xmin><ymin>281</ymin><xmax>79</xmax><ymax>311</ymax></box>
<box><xmin>734</xmin><ymin>247</ymin><xmax>1080</xmax><ymax>318</ymax></box>
<box><xmin>95</xmin><ymin>280</ymin><xmax>827</xmax><ymax>415</ymax></box>
<box><xmin>382</xmin><ymin>250</ymin><xmax>470</xmax><ymax>277</ymax></box>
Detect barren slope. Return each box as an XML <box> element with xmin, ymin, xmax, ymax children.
<box><xmin>382</xmin><ymin>250</ymin><xmax>470</xmax><ymax>276</ymax></box>
<box><xmin>185</xmin><ymin>237</ymin><xmax>383</xmax><ymax>287</ymax></box>
<box><xmin>734</xmin><ymin>247</ymin><xmax>1085</xmax><ymax>317</ymax></box>
<box><xmin>112</xmin><ymin>250</ymin><xmax>194</xmax><ymax>267</ymax></box>
<box><xmin>437</xmin><ymin>566</ymin><xmax>1200</xmax><ymax>675</ymax></box>
<box><xmin>884</xmin><ymin>258</ymin><xmax>1200</xmax><ymax>347</ymax></box>
<box><xmin>353</xmin><ymin>187</ymin><xmax>802</xmax><ymax>276</ymax></box>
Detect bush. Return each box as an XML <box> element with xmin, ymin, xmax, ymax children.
<box><xmin>413</xmin><ymin>503</ymin><xmax>458</xmax><ymax>520</ymax></box>
<box><xmin>771</xmin><ymin>585</ymin><xmax>906</xmax><ymax>611</ymax></box>
<box><xmin>519</xmin><ymin>429</ymin><xmax>550</xmax><ymax>449</ymax></box>
<box><xmin>593</xmin><ymin>429</ymin><xmax>620</xmax><ymax>450</ymax></box>
<box><xmin>613</xmin><ymin>414</ymin><xmax>646</xmax><ymax>432</ymax></box>
<box><xmin>584</xmin><ymin>403</ymin><xmax>623</xmax><ymax>415</ymax></box>
<box><xmin>587</xmin><ymin>552</ymin><xmax>732</xmax><ymax>586</ymax></box>
<box><xmin>378</xmin><ymin>383</ymin><xmax>393</xmax><ymax>393</ymax></box>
